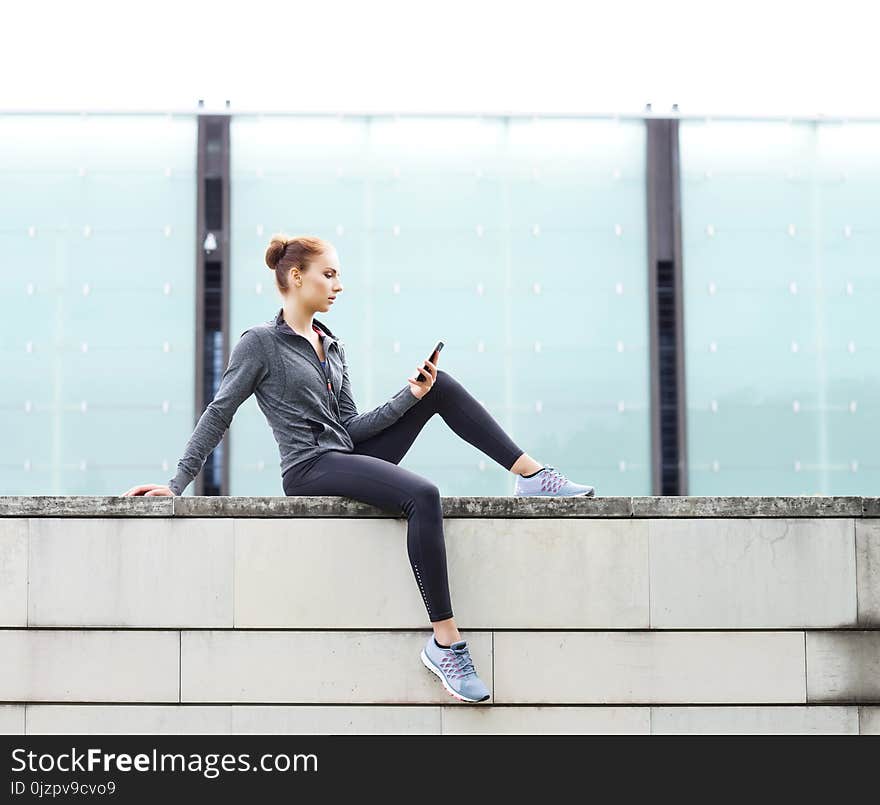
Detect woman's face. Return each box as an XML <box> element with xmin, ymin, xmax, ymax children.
<box><xmin>293</xmin><ymin>248</ymin><xmax>344</xmax><ymax>313</ymax></box>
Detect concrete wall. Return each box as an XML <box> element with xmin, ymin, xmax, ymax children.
<box><xmin>1</xmin><ymin>495</ymin><xmax>878</xmax><ymax>734</ymax></box>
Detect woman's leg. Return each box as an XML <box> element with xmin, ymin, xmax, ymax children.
<box><xmin>345</xmin><ymin>369</ymin><xmax>535</xmax><ymax>644</ymax></box>
<box><xmin>283</xmin><ymin>450</ymin><xmax>455</xmax><ymax>627</ymax></box>
<box><xmin>351</xmin><ymin>368</ymin><xmax>532</xmax><ymax>472</ymax></box>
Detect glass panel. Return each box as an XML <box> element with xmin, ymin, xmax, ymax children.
<box><xmin>230</xmin><ymin>115</ymin><xmax>651</xmax><ymax>496</ymax></box>
<box><xmin>680</xmin><ymin>119</ymin><xmax>880</xmax><ymax>494</ymax></box>
<box><xmin>0</xmin><ymin>114</ymin><xmax>197</xmax><ymax>495</ymax></box>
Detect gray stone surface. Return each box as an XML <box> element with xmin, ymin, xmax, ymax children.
<box><xmin>632</xmin><ymin>496</ymin><xmax>863</xmax><ymax>518</ymax></box>
<box><xmin>17</xmin><ymin>705</ymin><xmax>866</xmax><ymax>735</ymax></box>
<box><xmin>0</xmin><ymin>705</ymin><xmax>24</xmax><ymax>734</ymax></box>
<box><xmin>0</xmin><ymin>519</ymin><xmax>27</xmax><ymax>627</ymax></box>
<box><xmin>444</xmin><ymin>518</ymin><xmax>648</xmax><ymax>628</ymax></box>
<box><xmin>649</xmin><ymin>518</ymin><xmax>857</xmax><ymax>628</ymax></box>
<box><xmin>860</xmin><ymin>707</ymin><xmax>880</xmax><ymax>734</ymax></box>
<box><xmin>23</xmin><ymin>705</ymin><xmax>442</xmax><ymax>734</ymax></box>
<box><xmin>176</xmin><ymin>495</ymin><xmax>632</xmax><ymax>519</ymax></box>
<box><xmin>28</xmin><ymin>518</ymin><xmax>234</xmax><ymax>627</ymax></box>
<box><xmin>2</xmin><ymin>495</ymin><xmax>871</xmax><ymax>519</ymax></box>
<box><xmin>651</xmin><ymin>705</ymin><xmax>858</xmax><ymax>734</ymax></box>
<box><xmin>443</xmin><ymin>706</ymin><xmax>649</xmax><ymax>734</ymax></box>
<box><xmin>233</xmin><ymin>518</ymin><xmax>429</xmax><ymax>628</ymax></box>
<box><xmin>234</xmin><ymin>518</ymin><xmax>649</xmax><ymax>629</ymax></box>
<box><xmin>231</xmin><ymin>706</ymin><xmax>441</xmax><ymax>734</ymax></box>
<box><xmin>180</xmin><ymin>630</ymin><xmax>492</xmax><ymax>704</ymax></box>
<box><xmin>25</xmin><ymin>705</ymin><xmax>233</xmax><ymax>734</ymax></box>
<box><xmin>856</xmin><ymin>520</ymin><xmax>880</xmax><ymax>626</ymax></box>
<box><xmin>0</xmin><ymin>630</ymin><xmax>179</xmax><ymax>702</ymax></box>
<box><xmin>0</xmin><ymin>496</ymin><xmax>172</xmax><ymax>517</ymax></box>
<box><xmin>493</xmin><ymin>631</ymin><xmax>806</xmax><ymax>704</ymax></box>
<box><xmin>806</xmin><ymin>631</ymin><xmax>880</xmax><ymax>702</ymax></box>
<box><xmin>179</xmin><ymin>496</ymin><xmax>400</xmax><ymax>519</ymax></box>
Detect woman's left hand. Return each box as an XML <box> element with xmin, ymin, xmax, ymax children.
<box><xmin>408</xmin><ymin>358</ymin><xmax>437</xmax><ymax>399</ymax></box>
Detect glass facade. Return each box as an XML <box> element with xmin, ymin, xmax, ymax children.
<box><xmin>229</xmin><ymin>115</ymin><xmax>651</xmax><ymax>496</ymax></box>
<box><xmin>4</xmin><ymin>111</ymin><xmax>874</xmax><ymax>497</ymax></box>
<box><xmin>0</xmin><ymin>114</ymin><xmax>197</xmax><ymax>495</ymax></box>
<box><xmin>680</xmin><ymin>119</ymin><xmax>880</xmax><ymax>494</ymax></box>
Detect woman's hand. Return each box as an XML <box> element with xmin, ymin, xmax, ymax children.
<box><xmin>408</xmin><ymin>358</ymin><xmax>438</xmax><ymax>400</ymax></box>
<box><xmin>120</xmin><ymin>484</ymin><xmax>175</xmax><ymax>497</ymax></box>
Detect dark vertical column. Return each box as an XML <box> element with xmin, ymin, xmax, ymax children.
<box><xmin>646</xmin><ymin>119</ymin><xmax>688</xmax><ymax>496</ymax></box>
<box><xmin>195</xmin><ymin>114</ymin><xmax>231</xmax><ymax>496</ymax></box>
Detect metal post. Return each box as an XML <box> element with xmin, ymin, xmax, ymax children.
<box><xmin>195</xmin><ymin>114</ymin><xmax>230</xmax><ymax>495</ymax></box>
<box><xmin>646</xmin><ymin>118</ymin><xmax>688</xmax><ymax>495</ymax></box>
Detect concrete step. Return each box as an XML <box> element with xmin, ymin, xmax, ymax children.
<box><xmin>1</xmin><ymin>627</ymin><xmax>878</xmax><ymax>704</ymax></box>
<box><xmin>2</xmin><ymin>703</ymin><xmax>878</xmax><ymax>735</ymax></box>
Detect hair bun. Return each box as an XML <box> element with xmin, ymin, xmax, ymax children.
<box><xmin>264</xmin><ymin>235</ymin><xmax>289</xmax><ymax>271</ymax></box>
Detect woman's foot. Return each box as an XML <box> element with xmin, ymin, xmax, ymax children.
<box><xmin>513</xmin><ymin>465</ymin><xmax>595</xmax><ymax>497</ymax></box>
<box><xmin>420</xmin><ymin>635</ymin><xmax>491</xmax><ymax>703</ymax></box>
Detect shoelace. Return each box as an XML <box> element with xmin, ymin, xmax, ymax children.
<box><xmin>517</xmin><ymin>464</ymin><xmax>569</xmax><ymax>493</ymax></box>
<box><xmin>543</xmin><ymin>465</ymin><xmax>568</xmax><ymax>485</ymax></box>
<box><xmin>442</xmin><ymin>647</ymin><xmax>476</xmax><ymax>678</ymax></box>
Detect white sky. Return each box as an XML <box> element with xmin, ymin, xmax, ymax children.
<box><xmin>2</xmin><ymin>0</ymin><xmax>879</xmax><ymax>118</ymax></box>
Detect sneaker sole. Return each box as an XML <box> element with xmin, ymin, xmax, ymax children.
<box><xmin>515</xmin><ymin>491</ymin><xmax>595</xmax><ymax>497</ymax></box>
<box><xmin>420</xmin><ymin>649</ymin><xmax>491</xmax><ymax>703</ymax></box>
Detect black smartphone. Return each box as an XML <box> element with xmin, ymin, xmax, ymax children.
<box><xmin>416</xmin><ymin>341</ymin><xmax>444</xmax><ymax>382</ymax></box>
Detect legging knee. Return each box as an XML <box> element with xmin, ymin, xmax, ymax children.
<box><xmin>402</xmin><ymin>482</ymin><xmax>452</xmax><ymax>621</ymax></box>
<box><xmin>402</xmin><ymin>481</ymin><xmax>441</xmax><ymax>518</ymax></box>
<box><xmin>429</xmin><ymin>368</ymin><xmax>457</xmax><ymax>406</ymax></box>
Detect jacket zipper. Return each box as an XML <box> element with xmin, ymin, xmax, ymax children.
<box><xmin>296</xmin><ymin>336</ymin><xmax>341</xmax><ymax>421</ymax></box>
<box><xmin>327</xmin><ymin>344</ymin><xmax>341</xmax><ymax>419</ymax></box>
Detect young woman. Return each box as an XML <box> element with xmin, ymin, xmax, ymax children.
<box><xmin>122</xmin><ymin>234</ymin><xmax>596</xmax><ymax>704</ymax></box>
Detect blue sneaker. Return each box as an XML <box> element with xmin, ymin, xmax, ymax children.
<box><xmin>420</xmin><ymin>635</ymin><xmax>491</xmax><ymax>703</ymax></box>
<box><xmin>513</xmin><ymin>464</ymin><xmax>595</xmax><ymax>497</ymax></box>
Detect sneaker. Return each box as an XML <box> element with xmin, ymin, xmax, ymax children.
<box><xmin>420</xmin><ymin>635</ymin><xmax>491</xmax><ymax>703</ymax></box>
<box><xmin>513</xmin><ymin>464</ymin><xmax>595</xmax><ymax>497</ymax></box>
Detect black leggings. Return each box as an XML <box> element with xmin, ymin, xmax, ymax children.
<box><xmin>282</xmin><ymin>369</ymin><xmax>525</xmax><ymax>622</ymax></box>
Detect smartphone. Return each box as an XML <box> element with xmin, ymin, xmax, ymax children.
<box><xmin>416</xmin><ymin>341</ymin><xmax>444</xmax><ymax>382</ymax></box>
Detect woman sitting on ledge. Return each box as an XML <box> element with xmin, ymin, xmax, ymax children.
<box><xmin>121</xmin><ymin>234</ymin><xmax>595</xmax><ymax>704</ymax></box>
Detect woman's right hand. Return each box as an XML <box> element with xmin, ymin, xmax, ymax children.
<box><xmin>120</xmin><ymin>484</ymin><xmax>175</xmax><ymax>497</ymax></box>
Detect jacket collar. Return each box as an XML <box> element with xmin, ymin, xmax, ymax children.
<box><xmin>274</xmin><ymin>307</ymin><xmax>339</xmax><ymax>344</ymax></box>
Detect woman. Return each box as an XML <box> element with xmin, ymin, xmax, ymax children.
<box><xmin>122</xmin><ymin>234</ymin><xmax>596</xmax><ymax>704</ymax></box>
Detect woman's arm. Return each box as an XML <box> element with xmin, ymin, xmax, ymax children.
<box><xmin>167</xmin><ymin>329</ymin><xmax>269</xmax><ymax>495</ymax></box>
<box><xmin>336</xmin><ymin>343</ymin><xmax>420</xmax><ymax>443</ymax></box>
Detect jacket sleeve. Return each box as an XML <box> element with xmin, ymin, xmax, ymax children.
<box><xmin>336</xmin><ymin>342</ymin><xmax>420</xmax><ymax>443</ymax></box>
<box><xmin>167</xmin><ymin>329</ymin><xmax>269</xmax><ymax>495</ymax></box>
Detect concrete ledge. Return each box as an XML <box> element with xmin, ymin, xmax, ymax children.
<box><xmin>9</xmin><ymin>516</ymin><xmax>869</xmax><ymax>629</ymax></box>
<box><xmin>2</xmin><ymin>495</ymin><xmax>878</xmax><ymax>519</ymax></box>
<box><xmin>3</xmin><ymin>705</ymin><xmax>874</xmax><ymax>735</ymax></box>
<box><xmin>3</xmin><ymin>494</ymin><xmax>879</xmax><ymax>733</ymax></box>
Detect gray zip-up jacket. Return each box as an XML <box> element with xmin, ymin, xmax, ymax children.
<box><xmin>167</xmin><ymin>307</ymin><xmax>420</xmax><ymax>495</ymax></box>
